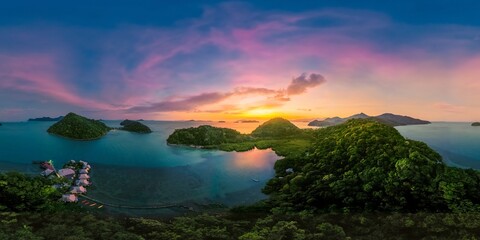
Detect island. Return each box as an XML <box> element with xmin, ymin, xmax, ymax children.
<box><xmin>47</xmin><ymin>112</ymin><xmax>111</xmax><ymax>140</ymax></box>
<box><xmin>119</xmin><ymin>119</ymin><xmax>152</xmax><ymax>133</ymax></box>
<box><xmin>472</xmin><ymin>122</ymin><xmax>480</xmax><ymax>126</ymax></box>
<box><xmin>308</xmin><ymin>112</ymin><xmax>430</xmax><ymax>127</ymax></box>
<box><xmin>28</xmin><ymin>116</ymin><xmax>64</xmax><ymax>122</ymax></box>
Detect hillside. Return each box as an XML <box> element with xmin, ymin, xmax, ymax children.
<box><xmin>308</xmin><ymin>112</ymin><xmax>430</xmax><ymax>127</ymax></box>
<box><xmin>119</xmin><ymin>119</ymin><xmax>152</xmax><ymax>133</ymax></box>
<box><xmin>264</xmin><ymin>119</ymin><xmax>480</xmax><ymax>212</ymax></box>
<box><xmin>251</xmin><ymin>118</ymin><xmax>302</xmax><ymax>138</ymax></box>
<box><xmin>47</xmin><ymin>112</ymin><xmax>111</xmax><ymax>140</ymax></box>
<box><xmin>167</xmin><ymin>125</ymin><xmax>248</xmax><ymax>146</ymax></box>
<box><xmin>472</xmin><ymin>122</ymin><xmax>480</xmax><ymax>126</ymax></box>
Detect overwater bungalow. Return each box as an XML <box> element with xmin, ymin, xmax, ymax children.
<box><xmin>75</xmin><ymin>179</ymin><xmax>90</xmax><ymax>186</ymax></box>
<box><xmin>70</xmin><ymin>186</ymin><xmax>87</xmax><ymax>194</ymax></box>
<box><xmin>61</xmin><ymin>194</ymin><xmax>78</xmax><ymax>203</ymax></box>
<box><xmin>79</xmin><ymin>174</ymin><xmax>90</xmax><ymax>179</ymax></box>
<box><xmin>58</xmin><ymin>168</ymin><xmax>76</xmax><ymax>179</ymax></box>
<box><xmin>40</xmin><ymin>162</ymin><xmax>54</xmax><ymax>170</ymax></box>
<box><xmin>41</xmin><ymin>169</ymin><xmax>54</xmax><ymax>176</ymax></box>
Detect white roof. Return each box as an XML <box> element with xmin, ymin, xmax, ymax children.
<box><xmin>79</xmin><ymin>169</ymin><xmax>89</xmax><ymax>174</ymax></box>
<box><xmin>58</xmin><ymin>168</ymin><xmax>75</xmax><ymax>176</ymax></box>
<box><xmin>70</xmin><ymin>186</ymin><xmax>86</xmax><ymax>193</ymax></box>
<box><xmin>61</xmin><ymin>194</ymin><xmax>78</xmax><ymax>202</ymax></box>
<box><xmin>75</xmin><ymin>179</ymin><xmax>90</xmax><ymax>186</ymax></box>
<box><xmin>79</xmin><ymin>174</ymin><xmax>90</xmax><ymax>179</ymax></box>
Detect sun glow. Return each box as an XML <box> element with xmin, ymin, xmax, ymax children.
<box><xmin>243</xmin><ymin>108</ymin><xmax>277</xmax><ymax>118</ymax></box>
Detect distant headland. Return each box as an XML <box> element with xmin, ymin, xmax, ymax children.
<box><xmin>308</xmin><ymin>112</ymin><xmax>430</xmax><ymax>127</ymax></box>
<box><xmin>472</xmin><ymin>122</ymin><xmax>480</xmax><ymax>126</ymax></box>
<box><xmin>28</xmin><ymin>116</ymin><xmax>64</xmax><ymax>122</ymax></box>
<box><xmin>234</xmin><ymin>120</ymin><xmax>260</xmax><ymax>123</ymax></box>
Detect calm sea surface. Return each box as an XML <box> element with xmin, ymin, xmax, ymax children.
<box><xmin>396</xmin><ymin>122</ymin><xmax>480</xmax><ymax>169</ymax></box>
<box><xmin>0</xmin><ymin>121</ymin><xmax>478</xmax><ymax>215</ymax></box>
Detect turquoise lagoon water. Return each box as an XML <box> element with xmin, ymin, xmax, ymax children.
<box><xmin>1</xmin><ymin>121</ymin><xmax>479</xmax><ymax>215</ymax></box>
<box><xmin>0</xmin><ymin>121</ymin><xmax>278</xmax><ymax>215</ymax></box>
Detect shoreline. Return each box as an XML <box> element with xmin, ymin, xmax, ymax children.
<box><xmin>47</xmin><ymin>132</ymin><xmax>109</xmax><ymax>141</ymax></box>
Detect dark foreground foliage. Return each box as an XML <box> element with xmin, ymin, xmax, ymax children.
<box><xmin>3</xmin><ymin>208</ymin><xmax>480</xmax><ymax>240</ymax></box>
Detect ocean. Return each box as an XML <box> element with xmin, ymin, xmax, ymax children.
<box><xmin>0</xmin><ymin>121</ymin><xmax>478</xmax><ymax>215</ymax></box>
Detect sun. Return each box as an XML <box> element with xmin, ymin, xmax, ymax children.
<box><xmin>242</xmin><ymin>108</ymin><xmax>277</xmax><ymax>119</ymax></box>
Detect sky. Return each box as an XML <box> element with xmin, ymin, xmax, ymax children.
<box><xmin>0</xmin><ymin>1</ymin><xmax>479</xmax><ymax>122</ymax></box>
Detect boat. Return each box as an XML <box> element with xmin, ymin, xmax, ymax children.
<box><xmin>251</xmin><ymin>178</ymin><xmax>259</xmax><ymax>182</ymax></box>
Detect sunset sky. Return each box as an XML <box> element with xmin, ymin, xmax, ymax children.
<box><xmin>1</xmin><ymin>1</ymin><xmax>479</xmax><ymax>121</ymax></box>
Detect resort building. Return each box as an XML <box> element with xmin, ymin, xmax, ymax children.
<box><xmin>41</xmin><ymin>162</ymin><xmax>54</xmax><ymax>170</ymax></box>
<box><xmin>79</xmin><ymin>169</ymin><xmax>89</xmax><ymax>174</ymax></box>
<box><xmin>75</xmin><ymin>179</ymin><xmax>90</xmax><ymax>186</ymax></box>
<box><xmin>79</xmin><ymin>174</ymin><xmax>90</xmax><ymax>179</ymax></box>
<box><xmin>70</xmin><ymin>186</ymin><xmax>87</xmax><ymax>194</ymax></box>
<box><xmin>58</xmin><ymin>168</ymin><xmax>75</xmax><ymax>178</ymax></box>
<box><xmin>61</xmin><ymin>194</ymin><xmax>78</xmax><ymax>203</ymax></box>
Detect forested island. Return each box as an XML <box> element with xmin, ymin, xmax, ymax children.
<box><xmin>472</xmin><ymin>122</ymin><xmax>480</xmax><ymax>126</ymax></box>
<box><xmin>119</xmin><ymin>119</ymin><xmax>152</xmax><ymax>133</ymax></box>
<box><xmin>4</xmin><ymin>118</ymin><xmax>480</xmax><ymax>238</ymax></box>
<box><xmin>308</xmin><ymin>112</ymin><xmax>430</xmax><ymax>127</ymax></box>
<box><xmin>47</xmin><ymin>112</ymin><xmax>111</xmax><ymax>140</ymax></box>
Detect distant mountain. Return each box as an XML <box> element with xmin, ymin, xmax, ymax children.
<box><xmin>28</xmin><ymin>116</ymin><xmax>63</xmax><ymax>122</ymax></box>
<box><xmin>308</xmin><ymin>116</ymin><xmax>344</xmax><ymax>127</ymax></box>
<box><xmin>472</xmin><ymin>122</ymin><xmax>480</xmax><ymax>126</ymax></box>
<box><xmin>345</xmin><ymin>112</ymin><xmax>370</xmax><ymax>120</ymax></box>
<box><xmin>308</xmin><ymin>113</ymin><xmax>430</xmax><ymax>127</ymax></box>
<box><xmin>375</xmin><ymin>113</ymin><xmax>430</xmax><ymax>126</ymax></box>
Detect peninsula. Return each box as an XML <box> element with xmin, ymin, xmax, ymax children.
<box><xmin>308</xmin><ymin>112</ymin><xmax>430</xmax><ymax>127</ymax></box>
<box><xmin>472</xmin><ymin>122</ymin><xmax>480</xmax><ymax>126</ymax></box>
<box><xmin>47</xmin><ymin>112</ymin><xmax>111</xmax><ymax>140</ymax></box>
<box><xmin>119</xmin><ymin>119</ymin><xmax>152</xmax><ymax>133</ymax></box>
<box><xmin>168</xmin><ymin>117</ymin><xmax>313</xmax><ymax>156</ymax></box>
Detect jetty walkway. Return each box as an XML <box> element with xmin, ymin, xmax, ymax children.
<box><xmin>78</xmin><ymin>194</ymin><xmax>194</xmax><ymax>211</ymax></box>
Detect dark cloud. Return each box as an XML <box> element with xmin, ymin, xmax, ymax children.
<box><xmin>286</xmin><ymin>73</ymin><xmax>325</xmax><ymax>95</ymax></box>
<box><xmin>127</xmin><ymin>92</ymin><xmax>230</xmax><ymax>113</ymax></box>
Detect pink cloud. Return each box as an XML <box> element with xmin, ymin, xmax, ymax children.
<box><xmin>0</xmin><ymin>54</ymin><xmax>115</xmax><ymax>111</ymax></box>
